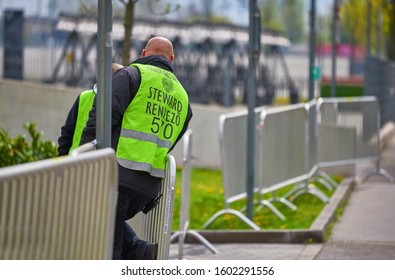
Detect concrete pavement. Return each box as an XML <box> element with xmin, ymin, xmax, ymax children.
<box><xmin>315</xmin><ymin>129</ymin><xmax>395</xmax><ymax>259</ymax></box>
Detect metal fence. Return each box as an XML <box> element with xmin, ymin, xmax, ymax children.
<box><xmin>317</xmin><ymin>97</ymin><xmax>393</xmax><ymax>182</ymax></box>
<box><xmin>0</xmin><ymin>148</ymin><xmax>118</xmax><ymax>260</ymax></box>
<box><xmin>287</xmin><ymin>100</ymin><xmax>335</xmax><ymax>202</ymax></box>
<box><xmin>127</xmin><ymin>155</ymin><xmax>177</xmax><ymax>260</ymax></box>
<box><xmin>257</xmin><ymin>104</ymin><xmax>308</xmax><ymax>208</ymax></box>
<box><xmin>203</xmin><ymin>96</ymin><xmax>392</xmax><ymax>230</ymax></box>
<box><xmin>256</xmin><ymin>103</ymin><xmax>329</xmax><ymax>217</ymax></box>
<box><xmin>203</xmin><ymin>108</ymin><xmax>265</xmax><ymax>230</ymax></box>
<box><xmin>170</xmin><ymin>129</ymin><xmax>218</xmax><ymax>259</ymax></box>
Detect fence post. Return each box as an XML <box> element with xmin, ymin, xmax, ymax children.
<box><xmin>170</xmin><ymin>129</ymin><xmax>219</xmax><ymax>259</ymax></box>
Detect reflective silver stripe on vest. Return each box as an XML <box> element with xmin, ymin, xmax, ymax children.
<box><xmin>117</xmin><ymin>158</ymin><xmax>166</xmax><ymax>178</ymax></box>
<box><xmin>120</xmin><ymin>129</ymin><xmax>172</xmax><ymax>148</ymax></box>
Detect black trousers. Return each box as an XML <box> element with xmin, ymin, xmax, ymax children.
<box><xmin>112</xmin><ymin>186</ymin><xmax>151</xmax><ymax>260</ymax></box>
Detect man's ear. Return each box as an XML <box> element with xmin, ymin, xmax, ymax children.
<box><xmin>141</xmin><ymin>49</ymin><xmax>146</xmax><ymax>57</ymax></box>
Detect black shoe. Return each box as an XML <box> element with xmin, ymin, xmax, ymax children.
<box><xmin>143</xmin><ymin>243</ymin><xmax>158</xmax><ymax>260</ymax></box>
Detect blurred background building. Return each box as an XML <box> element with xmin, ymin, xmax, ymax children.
<box><xmin>0</xmin><ymin>0</ymin><xmax>393</xmax><ymax>107</ymax></box>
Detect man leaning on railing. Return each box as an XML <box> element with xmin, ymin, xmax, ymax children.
<box><xmin>79</xmin><ymin>36</ymin><xmax>193</xmax><ymax>260</ymax></box>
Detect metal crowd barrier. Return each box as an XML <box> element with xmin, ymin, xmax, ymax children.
<box><xmin>170</xmin><ymin>129</ymin><xmax>218</xmax><ymax>259</ymax></box>
<box><xmin>0</xmin><ymin>148</ymin><xmax>118</xmax><ymax>260</ymax></box>
<box><xmin>204</xmin><ymin>104</ymin><xmax>325</xmax><ymax>229</ymax></box>
<box><xmin>285</xmin><ymin>100</ymin><xmax>333</xmax><ymax>202</ymax></box>
<box><xmin>203</xmin><ymin>109</ymin><xmax>263</xmax><ymax>230</ymax></box>
<box><xmin>307</xmin><ymin>99</ymin><xmax>339</xmax><ymax>191</ymax></box>
<box><xmin>256</xmin><ymin>104</ymin><xmax>309</xmax><ymax>219</ymax></box>
<box><xmin>203</xmin><ymin>96</ymin><xmax>392</xmax><ymax>231</ymax></box>
<box><xmin>128</xmin><ymin>155</ymin><xmax>177</xmax><ymax>260</ymax></box>
<box><xmin>316</xmin><ymin>97</ymin><xmax>393</xmax><ymax>182</ymax></box>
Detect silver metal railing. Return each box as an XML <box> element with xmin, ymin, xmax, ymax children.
<box><xmin>70</xmin><ymin>139</ymin><xmax>98</xmax><ymax>156</ymax></box>
<box><xmin>285</xmin><ymin>100</ymin><xmax>333</xmax><ymax>202</ymax></box>
<box><xmin>170</xmin><ymin>129</ymin><xmax>219</xmax><ymax>259</ymax></box>
<box><xmin>306</xmin><ymin>100</ymin><xmax>338</xmax><ymax>188</ymax></box>
<box><xmin>256</xmin><ymin>104</ymin><xmax>308</xmax><ymax>218</ymax></box>
<box><xmin>127</xmin><ymin>155</ymin><xmax>177</xmax><ymax>260</ymax></box>
<box><xmin>0</xmin><ymin>148</ymin><xmax>118</xmax><ymax>260</ymax></box>
<box><xmin>317</xmin><ymin>97</ymin><xmax>393</xmax><ymax>182</ymax></box>
<box><xmin>203</xmin><ymin>97</ymin><xmax>392</xmax><ymax>230</ymax></box>
<box><xmin>204</xmin><ymin>104</ymin><xmax>324</xmax><ymax>228</ymax></box>
<box><xmin>203</xmin><ymin>109</ymin><xmax>264</xmax><ymax>230</ymax></box>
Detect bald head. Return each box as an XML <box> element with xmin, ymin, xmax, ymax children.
<box><xmin>142</xmin><ymin>36</ymin><xmax>174</xmax><ymax>63</ymax></box>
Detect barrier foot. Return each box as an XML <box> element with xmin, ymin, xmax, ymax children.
<box><xmin>310</xmin><ymin>176</ymin><xmax>335</xmax><ymax>191</ymax></box>
<box><xmin>317</xmin><ymin>171</ymin><xmax>339</xmax><ymax>188</ymax></box>
<box><xmin>275</xmin><ymin>197</ymin><xmax>297</xmax><ymax>211</ymax></box>
<box><xmin>288</xmin><ymin>183</ymin><xmax>329</xmax><ymax>203</ymax></box>
<box><xmin>170</xmin><ymin>231</ymin><xmax>181</xmax><ymax>243</ymax></box>
<box><xmin>256</xmin><ymin>200</ymin><xmax>286</xmax><ymax>221</ymax></box>
<box><xmin>362</xmin><ymin>167</ymin><xmax>394</xmax><ymax>183</ymax></box>
<box><xmin>203</xmin><ymin>209</ymin><xmax>260</xmax><ymax>231</ymax></box>
<box><xmin>171</xmin><ymin>228</ymin><xmax>219</xmax><ymax>259</ymax></box>
<box><xmin>284</xmin><ymin>183</ymin><xmax>304</xmax><ymax>199</ymax></box>
<box><xmin>185</xmin><ymin>230</ymin><xmax>220</xmax><ymax>254</ymax></box>
<box><xmin>269</xmin><ymin>191</ymin><xmax>297</xmax><ymax>211</ymax></box>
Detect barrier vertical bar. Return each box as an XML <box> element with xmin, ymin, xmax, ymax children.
<box><xmin>170</xmin><ymin>129</ymin><xmax>219</xmax><ymax>259</ymax></box>
<box><xmin>285</xmin><ymin>100</ymin><xmax>330</xmax><ymax>202</ymax></box>
<box><xmin>203</xmin><ymin>111</ymin><xmax>260</xmax><ymax>230</ymax></box>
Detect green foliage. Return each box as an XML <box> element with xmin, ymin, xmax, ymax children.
<box><xmin>260</xmin><ymin>0</ymin><xmax>285</xmax><ymax>34</ymax></box>
<box><xmin>341</xmin><ymin>0</ymin><xmax>394</xmax><ymax>56</ymax></box>
<box><xmin>0</xmin><ymin>123</ymin><xmax>58</xmax><ymax>168</ymax></box>
<box><xmin>258</xmin><ymin>0</ymin><xmax>305</xmax><ymax>42</ymax></box>
<box><xmin>281</xmin><ymin>0</ymin><xmax>305</xmax><ymax>42</ymax></box>
<box><xmin>164</xmin><ymin>3</ymin><xmax>180</xmax><ymax>15</ymax></box>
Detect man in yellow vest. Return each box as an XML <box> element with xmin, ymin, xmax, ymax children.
<box><xmin>80</xmin><ymin>36</ymin><xmax>193</xmax><ymax>260</ymax></box>
<box><xmin>57</xmin><ymin>63</ymin><xmax>124</xmax><ymax>155</ymax></box>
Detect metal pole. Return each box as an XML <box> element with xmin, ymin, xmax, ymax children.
<box><xmin>331</xmin><ymin>0</ymin><xmax>340</xmax><ymax>98</ymax></box>
<box><xmin>364</xmin><ymin>0</ymin><xmax>371</xmax><ymax>97</ymax></box>
<box><xmin>97</xmin><ymin>0</ymin><xmax>112</xmax><ymax>149</ymax></box>
<box><xmin>246</xmin><ymin>0</ymin><xmax>260</xmax><ymax>220</ymax></box>
<box><xmin>308</xmin><ymin>0</ymin><xmax>316</xmax><ymax>101</ymax></box>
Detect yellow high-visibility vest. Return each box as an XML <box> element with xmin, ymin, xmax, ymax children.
<box><xmin>116</xmin><ymin>63</ymin><xmax>189</xmax><ymax>178</ymax></box>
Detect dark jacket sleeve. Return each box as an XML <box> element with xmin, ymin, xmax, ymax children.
<box><xmin>57</xmin><ymin>95</ymin><xmax>80</xmax><ymax>156</ymax></box>
<box><xmin>80</xmin><ymin>67</ymin><xmax>136</xmax><ymax>147</ymax></box>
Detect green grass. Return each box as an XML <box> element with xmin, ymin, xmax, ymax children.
<box><xmin>171</xmin><ymin>167</ymin><xmax>342</xmax><ymax>231</ymax></box>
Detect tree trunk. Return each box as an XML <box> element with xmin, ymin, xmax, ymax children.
<box><xmin>388</xmin><ymin>0</ymin><xmax>395</xmax><ymax>61</ymax></box>
<box><xmin>122</xmin><ymin>0</ymin><xmax>136</xmax><ymax>65</ymax></box>
<box><xmin>388</xmin><ymin>0</ymin><xmax>395</xmax><ymax>60</ymax></box>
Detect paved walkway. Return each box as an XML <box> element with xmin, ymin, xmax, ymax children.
<box><xmin>169</xmin><ymin>128</ymin><xmax>395</xmax><ymax>260</ymax></box>
<box><xmin>315</xmin><ymin>131</ymin><xmax>395</xmax><ymax>259</ymax></box>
